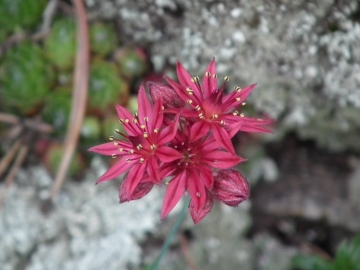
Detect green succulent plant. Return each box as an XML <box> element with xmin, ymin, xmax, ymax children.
<box><xmin>115</xmin><ymin>48</ymin><xmax>148</xmax><ymax>79</ymax></box>
<box><xmin>41</xmin><ymin>88</ymin><xmax>72</xmax><ymax>132</ymax></box>
<box><xmin>90</xmin><ymin>22</ymin><xmax>118</xmax><ymax>56</ymax></box>
<box><xmin>44</xmin><ymin>18</ymin><xmax>76</xmax><ymax>70</ymax></box>
<box><xmin>88</xmin><ymin>60</ymin><xmax>129</xmax><ymax>113</ymax></box>
<box><xmin>292</xmin><ymin>234</ymin><xmax>360</xmax><ymax>270</ymax></box>
<box><xmin>0</xmin><ymin>42</ymin><xmax>53</xmax><ymax>115</ymax></box>
<box><xmin>0</xmin><ymin>0</ymin><xmax>47</xmax><ymax>33</ymax></box>
<box><xmin>81</xmin><ymin>116</ymin><xmax>101</xmax><ymax>140</ymax></box>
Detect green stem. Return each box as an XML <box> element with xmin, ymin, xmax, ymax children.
<box><xmin>151</xmin><ymin>196</ymin><xmax>190</xmax><ymax>270</ymax></box>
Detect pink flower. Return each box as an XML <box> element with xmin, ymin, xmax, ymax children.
<box><xmin>160</xmin><ymin>120</ymin><xmax>244</xmax><ymax>223</ymax></box>
<box><xmin>163</xmin><ymin>58</ymin><xmax>273</xmax><ymax>153</ymax></box>
<box><xmin>89</xmin><ymin>85</ymin><xmax>181</xmax><ymax>199</ymax></box>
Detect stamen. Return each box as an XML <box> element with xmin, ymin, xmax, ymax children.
<box><xmin>119</xmin><ymin>147</ymin><xmax>123</xmax><ymax>152</ymax></box>
<box><xmin>220</xmin><ymin>120</ymin><xmax>225</xmax><ymax>125</ymax></box>
<box><xmin>236</xmin><ymin>97</ymin><xmax>241</xmax><ymax>101</ymax></box>
<box><xmin>129</xmin><ymin>149</ymin><xmax>134</xmax><ymax>154</ymax></box>
<box><xmin>154</xmin><ymin>128</ymin><xmax>159</xmax><ymax>133</ymax></box>
<box><xmin>234</xmin><ymin>86</ymin><xmax>241</xmax><ymax>92</ymax></box>
<box><xmin>140</xmin><ymin>124</ymin><xmax>146</xmax><ymax>129</ymax></box>
<box><xmin>139</xmin><ymin>158</ymin><xmax>145</xmax><ymax>163</ymax></box>
<box><xmin>224</xmin><ymin>76</ymin><xmax>229</xmax><ymax>81</ymax></box>
<box><xmin>132</xmin><ymin>118</ymin><xmax>138</xmax><ymax>123</ymax></box>
<box><xmin>242</xmin><ymin>102</ymin><xmax>246</xmax><ymax>106</ymax></box>
<box><xmin>191</xmin><ymin>76</ymin><xmax>199</xmax><ymax>82</ymax></box>
<box><xmin>119</xmin><ymin>118</ymin><xmax>124</xmax><ymax>123</ymax></box>
<box><xmin>213</xmin><ymin>74</ymin><xmax>217</xmax><ymax>78</ymax></box>
<box><xmin>187</xmin><ymin>99</ymin><xmax>193</xmax><ymax>104</ymax></box>
<box><xmin>161</xmin><ymin>106</ymin><xmax>165</xmax><ymax>110</ymax></box>
<box><xmin>196</xmin><ymin>192</ymin><xmax>201</xmax><ymax>197</ymax></box>
<box><xmin>109</xmin><ymin>136</ymin><xmax>114</xmax><ymax>141</ymax></box>
<box><xmin>144</xmin><ymin>117</ymin><xmax>149</xmax><ymax>122</ymax></box>
<box><xmin>114</xmin><ymin>129</ymin><xmax>120</xmax><ymax>134</ymax></box>
<box><xmin>150</xmin><ymin>144</ymin><xmax>156</xmax><ymax>150</ymax></box>
<box><xmin>111</xmin><ymin>154</ymin><xmax>116</xmax><ymax>159</ymax></box>
<box><xmin>212</xmin><ymin>114</ymin><xmax>218</xmax><ymax>119</ymax></box>
<box><xmin>195</xmin><ymin>105</ymin><xmax>201</xmax><ymax>111</ymax></box>
<box><xmin>134</xmin><ymin>112</ymin><xmax>138</xmax><ymax>117</ymax></box>
<box><xmin>126</xmin><ymin>158</ymin><xmax>131</xmax><ymax>163</ymax></box>
<box><xmin>125</xmin><ymin>119</ymin><xmax>129</xmax><ymax>123</ymax></box>
<box><xmin>143</xmin><ymin>132</ymin><xmax>148</xmax><ymax>138</ymax></box>
<box><xmin>205</xmin><ymin>72</ymin><xmax>211</xmax><ymax>77</ymax></box>
<box><xmin>113</xmin><ymin>141</ymin><xmax>118</xmax><ymax>146</ymax></box>
<box><xmin>240</xmin><ymin>113</ymin><xmax>245</xmax><ymax>117</ymax></box>
<box><xmin>233</xmin><ymin>111</ymin><xmax>239</xmax><ymax>116</ymax></box>
<box><xmin>136</xmin><ymin>144</ymin><xmax>143</xmax><ymax>150</ymax></box>
<box><xmin>186</xmin><ymin>87</ymin><xmax>193</xmax><ymax>92</ymax></box>
<box><xmin>257</xmin><ymin>118</ymin><xmax>263</xmax><ymax>121</ymax></box>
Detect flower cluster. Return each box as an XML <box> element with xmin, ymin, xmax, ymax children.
<box><xmin>89</xmin><ymin>59</ymin><xmax>273</xmax><ymax>223</ymax></box>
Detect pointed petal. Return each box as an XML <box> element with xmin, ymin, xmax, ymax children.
<box><xmin>202</xmin><ymin>58</ymin><xmax>218</xmax><ymax>98</ymax></box>
<box><xmin>161</xmin><ymin>170</ymin><xmax>187</xmax><ymax>219</ymax></box>
<box><xmin>187</xmin><ymin>170</ymin><xmax>207</xmax><ymax>212</ymax></box>
<box><xmin>157</xmin><ymin>115</ymin><xmax>180</xmax><ymax>145</ymax></box>
<box><xmin>202</xmin><ymin>151</ymin><xmax>244</xmax><ymax>168</ymax></box>
<box><xmin>146</xmin><ymin>156</ymin><xmax>159</xmax><ymax>182</ymax></box>
<box><xmin>222</xmin><ymin>84</ymin><xmax>256</xmax><ymax>112</ymax></box>
<box><xmin>152</xmin><ymin>99</ymin><xmax>164</xmax><ymax>130</ymax></box>
<box><xmin>189</xmin><ymin>192</ymin><xmax>213</xmax><ymax>224</ymax></box>
<box><xmin>200</xmin><ymin>165</ymin><xmax>214</xmax><ymax>189</ymax></box>
<box><xmin>176</xmin><ymin>61</ymin><xmax>202</xmax><ymax>100</ymax></box>
<box><xmin>212</xmin><ymin>125</ymin><xmax>236</xmax><ymax>154</ymax></box>
<box><xmin>125</xmin><ymin>162</ymin><xmax>147</xmax><ymax>196</ymax></box>
<box><xmin>115</xmin><ymin>104</ymin><xmax>138</xmax><ymax>136</ymax></box>
<box><xmin>97</xmin><ymin>158</ymin><xmax>134</xmax><ymax>183</ymax></box>
<box><xmin>156</xmin><ymin>146</ymin><xmax>182</xmax><ymax>162</ymax></box>
<box><xmin>89</xmin><ymin>142</ymin><xmax>118</xmax><ymax>156</ymax></box>
<box><xmin>138</xmin><ymin>85</ymin><xmax>153</xmax><ymax>129</ymax></box>
<box><xmin>189</xmin><ymin>120</ymin><xmax>210</xmax><ymax>142</ymax></box>
<box><xmin>164</xmin><ymin>76</ymin><xmax>190</xmax><ymax>103</ymax></box>
<box><xmin>239</xmin><ymin>123</ymin><xmax>273</xmax><ymax>133</ymax></box>
<box><xmin>119</xmin><ymin>177</ymin><xmax>153</xmax><ymax>202</ymax></box>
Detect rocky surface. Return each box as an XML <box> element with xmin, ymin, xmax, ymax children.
<box><xmin>84</xmin><ymin>0</ymin><xmax>360</xmax><ymax>152</ymax></box>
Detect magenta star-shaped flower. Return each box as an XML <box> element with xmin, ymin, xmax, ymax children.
<box><xmin>159</xmin><ymin>120</ymin><xmax>244</xmax><ymax>223</ymax></box>
<box><xmin>159</xmin><ymin>58</ymin><xmax>273</xmax><ymax>153</ymax></box>
<box><xmin>89</xmin><ymin>85</ymin><xmax>181</xmax><ymax>199</ymax></box>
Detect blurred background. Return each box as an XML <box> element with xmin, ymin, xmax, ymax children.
<box><xmin>0</xmin><ymin>0</ymin><xmax>360</xmax><ymax>269</ymax></box>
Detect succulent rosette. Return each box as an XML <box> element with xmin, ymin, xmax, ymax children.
<box><xmin>90</xmin><ymin>59</ymin><xmax>273</xmax><ymax>224</ymax></box>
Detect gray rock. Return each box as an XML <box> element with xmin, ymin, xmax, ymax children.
<box><xmin>84</xmin><ymin>0</ymin><xmax>360</xmax><ymax>151</ymax></box>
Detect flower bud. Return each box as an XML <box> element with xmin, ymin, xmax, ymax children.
<box><xmin>148</xmin><ymin>82</ymin><xmax>185</xmax><ymax>109</ymax></box>
<box><xmin>211</xmin><ymin>169</ymin><xmax>250</xmax><ymax>206</ymax></box>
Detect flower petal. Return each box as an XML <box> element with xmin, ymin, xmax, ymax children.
<box><xmin>189</xmin><ymin>120</ymin><xmax>210</xmax><ymax>142</ymax></box>
<box><xmin>146</xmin><ymin>155</ymin><xmax>159</xmax><ymax>182</ymax></box>
<box><xmin>138</xmin><ymin>85</ymin><xmax>153</xmax><ymax>129</ymax></box>
<box><xmin>89</xmin><ymin>142</ymin><xmax>119</xmax><ymax>156</ymax></box>
<box><xmin>161</xmin><ymin>170</ymin><xmax>187</xmax><ymax>219</ymax></box>
<box><xmin>119</xmin><ymin>177</ymin><xmax>153</xmax><ymax>202</ymax></box>
<box><xmin>187</xmin><ymin>170</ymin><xmax>207</xmax><ymax>212</ymax></box>
<box><xmin>202</xmin><ymin>151</ymin><xmax>244</xmax><ymax>168</ymax></box>
<box><xmin>176</xmin><ymin>61</ymin><xmax>202</xmax><ymax>100</ymax></box>
<box><xmin>201</xmin><ymin>58</ymin><xmax>218</xmax><ymax>98</ymax></box>
<box><xmin>96</xmin><ymin>157</ymin><xmax>134</xmax><ymax>184</ymax></box>
<box><xmin>156</xmin><ymin>146</ymin><xmax>182</xmax><ymax>162</ymax></box>
<box><xmin>222</xmin><ymin>83</ymin><xmax>256</xmax><ymax>112</ymax></box>
<box><xmin>115</xmin><ymin>104</ymin><xmax>138</xmax><ymax>136</ymax></box>
<box><xmin>212</xmin><ymin>125</ymin><xmax>235</xmax><ymax>154</ymax></box>
<box><xmin>125</xmin><ymin>162</ymin><xmax>147</xmax><ymax>196</ymax></box>
<box><xmin>189</xmin><ymin>192</ymin><xmax>213</xmax><ymax>224</ymax></box>
<box><xmin>157</xmin><ymin>114</ymin><xmax>180</xmax><ymax>145</ymax></box>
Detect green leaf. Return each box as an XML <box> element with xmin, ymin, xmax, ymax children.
<box><xmin>292</xmin><ymin>254</ymin><xmax>332</xmax><ymax>270</ymax></box>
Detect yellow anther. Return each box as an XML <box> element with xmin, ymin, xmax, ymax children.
<box><xmin>125</xmin><ymin>119</ymin><xmax>129</xmax><ymax>123</ymax></box>
<box><xmin>187</xmin><ymin>99</ymin><xmax>193</xmax><ymax>104</ymax></box>
<box><xmin>109</xmin><ymin>136</ymin><xmax>114</xmax><ymax>141</ymax></box>
<box><xmin>129</xmin><ymin>149</ymin><xmax>134</xmax><ymax>154</ymax></box>
<box><xmin>213</xmin><ymin>74</ymin><xmax>217</xmax><ymax>78</ymax></box>
<box><xmin>113</xmin><ymin>141</ymin><xmax>118</xmax><ymax>146</ymax></box>
<box><xmin>119</xmin><ymin>147</ymin><xmax>124</xmax><ymax>152</ymax></box>
<box><xmin>154</xmin><ymin>128</ymin><xmax>159</xmax><ymax>133</ymax></box>
<box><xmin>233</xmin><ymin>111</ymin><xmax>238</xmax><ymax>116</ymax></box>
<box><xmin>136</xmin><ymin>144</ymin><xmax>143</xmax><ymax>150</ymax></box>
<box><xmin>220</xmin><ymin>120</ymin><xmax>225</xmax><ymax>125</ymax></box>
<box><xmin>257</xmin><ymin>118</ymin><xmax>263</xmax><ymax>121</ymax></box>
<box><xmin>242</xmin><ymin>102</ymin><xmax>246</xmax><ymax>106</ymax></box>
<box><xmin>140</xmin><ymin>124</ymin><xmax>146</xmax><ymax>129</ymax></box>
<box><xmin>212</xmin><ymin>114</ymin><xmax>218</xmax><ymax>119</ymax></box>
<box><xmin>139</xmin><ymin>158</ymin><xmax>145</xmax><ymax>163</ymax></box>
<box><xmin>132</xmin><ymin>118</ymin><xmax>138</xmax><ymax>123</ymax></box>
<box><xmin>205</xmin><ymin>72</ymin><xmax>211</xmax><ymax>77</ymax></box>
<box><xmin>134</xmin><ymin>112</ymin><xmax>138</xmax><ymax>117</ymax></box>
<box><xmin>119</xmin><ymin>118</ymin><xmax>124</xmax><ymax>123</ymax></box>
<box><xmin>224</xmin><ymin>76</ymin><xmax>229</xmax><ymax>81</ymax></box>
<box><xmin>115</xmin><ymin>129</ymin><xmax>120</xmax><ymax>133</ymax></box>
<box><xmin>186</xmin><ymin>87</ymin><xmax>193</xmax><ymax>92</ymax></box>
<box><xmin>236</xmin><ymin>97</ymin><xmax>241</xmax><ymax>101</ymax></box>
<box><xmin>144</xmin><ymin>117</ymin><xmax>149</xmax><ymax>122</ymax></box>
<box><xmin>111</xmin><ymin>154</ymin><xmax>117</xmax><ymax>159</ymax></box>
<box><xmin>126</xmin><ymin>158</ymin><xmax>131</xmax><ymax>163</ymax></box>
<box><xmin>150</xmin><ymin>144</ymin><xmax>156</xmax><ymax>150</ymax></box>
<box><xmin>143</xmin><ymin>132</ymin><xmax>148</xmax><ymax>138</ymax></box>
<box><xmin>195</xmin><ymin>105</ymin><xmax>201</xmax><ymax>111</ymax></box>
<box><xmin>240</xmin><ymin>113</ymin><xmax>245</xmax><ymax>117</ymax></box>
